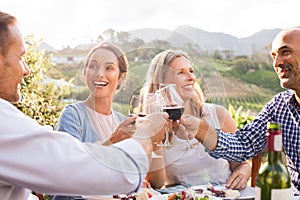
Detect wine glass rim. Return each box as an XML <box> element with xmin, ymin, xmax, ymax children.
<box><xmin>159</xmin><ymin>83</ymin><xmax>176</xmax><ymax>87</ymax></box>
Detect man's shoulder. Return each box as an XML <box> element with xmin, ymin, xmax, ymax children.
<box><xmin>0</xmin><ymin>98</ymin><xmax>11</xmax><ymax>106</ymax></box>
<box><xmin>0</xmin><ymin>98</ymin><xmax>19</xmax><ymax>113</ymax></box>
<box><xmin>279</xmin><ymin>89</ymin><xmax>293</xmax><ymax>95</ymax></box>
<box><xmin>268</xmin><ymin>90</ymin><xmax>294</xmax><ymax>107</ymax></box>
<box><xmin>275</xmin><ymin>89</ymin><xmax>293</xmax><ymax>99</ymax></box>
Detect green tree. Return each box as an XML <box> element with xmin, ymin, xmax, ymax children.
<box><xmin>117</xmin><ymin>31</ymin><xmax>129</xmax><ymax>44</ymax></box>
<box><xmin>212</xmin><ymin>50</ymin><xmax>223</xmax><ymax>59</ymax></box>
<box><xmin>103</xmin><ymin>28</ymin><xmax>116</xmax><ymax>42</ymax></box>
<box><xmin>233</xmin><ymin>57</ymin><xmax>257</xmax><ymax>74</ymax></box>
<box><xmin>96</xmin><ymin>34</ymin><xmax>103</xmax><ymax>43</ymax></box>
<box><xmin>16</xmin><ymin>35</ymin><xmax>71</xmax><ymax>127</ymax></box>
<box><xmin>222</xmin><ymin>50</ymin><xmax>234</xmax><ymax>60</ymax></box>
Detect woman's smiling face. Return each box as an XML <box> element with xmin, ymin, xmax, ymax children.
<box><xmin>164</xmin><ymin>56</ymin><xmax>196</xmax><ymax>102</ymax></box>
<box><xmin>84</xmin><ymin>48</ymin><xmax>120</xmax><ymax>100</ymax></box>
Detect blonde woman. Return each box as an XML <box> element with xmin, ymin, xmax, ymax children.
<box><xmin>144</xmin><ymin>50</ymin><xmax>251</xmax><ymax>190</ymax></box>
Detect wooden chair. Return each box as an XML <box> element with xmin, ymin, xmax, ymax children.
<box><xmin>251</xmin><ymin>154</ymin><xmax>261</xmax><ymax>187</ymax></box>
<box><xmin>32</xmin><ymin>192</ymin><xmax>44</xmax><ymax>200</ymax></box>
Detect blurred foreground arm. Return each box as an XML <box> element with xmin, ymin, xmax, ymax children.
<box><xmin>0</xmin><ymin>99</ymin><xmax>167</xmax><ymax>197</ymax></box>
<box><xmin>133</xmin><ymin>112</ymin><xmax>169</xmax><ymax>157</ymax></box>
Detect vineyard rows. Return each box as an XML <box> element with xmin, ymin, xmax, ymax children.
<box><xmin>206</xmin><ymin>95</ymin><xmax>268</xmax><ymax>113</ymax></box>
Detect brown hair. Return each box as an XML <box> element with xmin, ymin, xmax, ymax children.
<box><xmin>0</xmin><ymin>11</ymin><xmax>17</xmax><ymax>56</ymax></box>
<box><xmin>82</xmin><ymin>42</ymin><xmax>129</xmax><ymax>89</ymax></box>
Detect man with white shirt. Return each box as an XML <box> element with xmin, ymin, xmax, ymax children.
<box><xmin>0</xmin><ymin>10</ymin><xmax>168</xmax><ymax>200</ymax></box>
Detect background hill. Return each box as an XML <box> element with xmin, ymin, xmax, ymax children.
<box><xmin>128</xmin><ymin>25</ymin><xmax>281</xmax><ymax>56</ymax></box>
<box><xmin>45</xmin><ymin>25</ymin><xmax>281</xmax><ymax>57</ymax></box>
<box><xmin>44</xmin><ymin>26</ymin><xmax>283</xmax><ymax>116</ymax></box>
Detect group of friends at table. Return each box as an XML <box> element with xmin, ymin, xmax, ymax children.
<box><xmin>0</xmin><ymin>10</ymin><xmax>299</xmax><ymax>200</ymax></box>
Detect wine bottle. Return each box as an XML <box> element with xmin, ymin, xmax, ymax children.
<box><xmin>255</xmin><ymin>122</ymin><xmax>291</xmax><ymax>200</ymax></box>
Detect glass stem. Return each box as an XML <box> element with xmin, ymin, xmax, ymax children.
<box><xmin>164</xmin><ymin>126</ymin><xmax>171</xmax><ymax>146</ymax></box>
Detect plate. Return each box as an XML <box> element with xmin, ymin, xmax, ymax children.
<box><xmin>191</xmin><ymin>185</ymin><xmax>255</xmax><ymax>200</ymax></box>
<box><xmin>83</xmin><ymin>188</ymin><xmax>161</xmax><ymax>200</ymax></box>
<box><xmin>82</xmin><ymin>196</ymin><xmax>114</xmax><ymax>200</ymax></box>
<box><xmin>150</xmin><ymin>193</ymin><xmax>222</xmax><ymax>200</ymax></box>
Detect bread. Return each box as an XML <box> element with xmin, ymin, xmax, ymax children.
<box><xmin>224</xmin><ymin>189</ymin><xmax>240</xmax><ymax>198</ymax></box>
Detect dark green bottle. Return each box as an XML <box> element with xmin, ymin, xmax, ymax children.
<box><xmin>255</xmin><ymin>122</ymin><xmax>291</xmax><ymax>200</ymax></box>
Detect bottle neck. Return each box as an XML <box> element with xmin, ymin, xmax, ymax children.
<box><xmin>266</xmin><ymin>129</ymin><xmax>283</xmax><ymax>164</ymax></box>
<box><xmin>267</xmin><ymin>151</ymin><xmax>282</xmax><ymax>164</ymax></box>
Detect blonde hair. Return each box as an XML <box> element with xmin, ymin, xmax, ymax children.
<box><xmin>144</xmin><ymin>49</ymin><xmax>204</xmax><ymax>118</ymax></box>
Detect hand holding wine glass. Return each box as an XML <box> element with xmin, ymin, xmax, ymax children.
<box><xmin>156</xmin><ymin>84</ymin><xmax>184</xmax><ymax>147</ymax></box>
<box><xmin>128</xmin><ymin>92</ymin><xmax>161</xmax><ymax>127</ymax></box>
<box><xmin>129</xmin><ymin>92</ymin><xmax>167</xmax><ymax>155</ymax></box>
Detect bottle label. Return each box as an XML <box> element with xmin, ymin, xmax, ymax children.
<box><xmin>255</xmin><ymin>187</ymin><xmax>292</xmax><ymax>200</ymax></box>
<box><xmin>274</xmin><ymin>134</ymin><xmax>282</xmax><ymax>151</ymax></box>
<box><xmin>255</xmin><ymin>187</ymin><xmax>261</xmax><ymax>200</ymax></box>
<box><xmin>271</xmin><ymin>188</ymin><xmax>292</xmax><ymax>200</ymax></box>
<box><xmin>267</xmin><ymin>134</ymin><xmax>282</xmax><ymax>151</ymax></box>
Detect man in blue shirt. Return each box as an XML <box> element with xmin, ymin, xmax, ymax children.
<box><xmin>181</xmin><ymin>27</ymin><xmax>300</xmax><ymax>195</ymax></box>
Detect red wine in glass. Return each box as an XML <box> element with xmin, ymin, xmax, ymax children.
<box><xmin>128</xmin><ymin>113</ymin><xmax>146</xmax><ymax>117</ymax></box>
<box><xmin>137</xmin><ymin>113</ymin><xmax>146</xmax><ymax>117</ymax></box>
<box><xmin>162</xmin><ymin>106</ymin><xmax>184</xmax><ymax>120</ymax></box>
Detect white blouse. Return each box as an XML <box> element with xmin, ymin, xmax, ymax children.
<box><xmin>85</xmin><ymin>105</ymin><xmax>121</xmax><ymax>143</ymax></box>
<box><xmin>163</xmin><ymin>103</ymin><xmax>231</xmax><ymax>186</ymax></box>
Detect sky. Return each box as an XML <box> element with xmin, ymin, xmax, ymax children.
<box><xmin>1</xmin><ymin>0</ymin><xmax>300</xmax><ymax>50</ymax></box>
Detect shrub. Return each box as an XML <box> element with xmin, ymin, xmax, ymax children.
<box><xmin>228</xmin><ymin>104</ymin><xmax>255</xmax><ymax>129</ymax></box>
<box><xmin>16</xmin><ymin>35</ymin><xmax>71</xmax><ymax>127</ymax></box>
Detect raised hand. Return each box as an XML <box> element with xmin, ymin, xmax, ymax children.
<box><xmin>134</xmin><ymin>112</ymin><xmax>169</xmax><ymax>144</ymax></box>
<box><xmin>179</xmin><ymin>114</ymin><xmax>200</xmax><ymax>138</ymax></box>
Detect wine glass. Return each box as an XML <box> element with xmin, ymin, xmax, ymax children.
<box><xmin>155</xmin><ymin>84</ymin><xmax>184</xmax><ymax>147</ymax></box>
<box><xmin>141</xmin><ymin>92</ymin><xmax>161</xmax><ymax>115</ymax></box>
<box><xmin>129</xmin><ymin>93</ymin><xmax>159</xmax><ymax>115</ymax></box>
<box><xmin>128</xmin><ymin>95</ymin><xmax>145</xmax><ymax>117</ymax></box>
<box><xmin>131</xmin><ymin>92</ymin><xmax>164</xmax><ymax>158</ymax></box>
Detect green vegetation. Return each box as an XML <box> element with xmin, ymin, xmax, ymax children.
<box><xmin>206</xmin><ymin>95</ymin><xmax>268</xmax><ymax>113</ymax></box>
<box><xmin>228</xmin><ymin>104</ymin><xmax>255</xmax><ymax>129</ymax></box>
<box><xmin>240</xmin><ymin>70</ymin><xmax>284</xmax><ymax>93</ymax></box>
<box><xmin>16</xmin><ymin>36</ymin><xmax>71</xmax><ymax>127</ymax></box>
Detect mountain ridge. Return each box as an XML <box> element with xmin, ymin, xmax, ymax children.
<box><xmin>43</xmin><ymin>25</ymin><xmax>282</xmax><ymax>56</ymax></box>
<box><xmin>128</xmin><ymin>25</ymin><xmax>282</xmax><ymax>55</ymax></box>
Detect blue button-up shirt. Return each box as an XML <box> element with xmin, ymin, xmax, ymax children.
<box><xmin>210</xmin><ymin>90</ymin><xmax>300</xmax><ymax>195</ymax></box>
